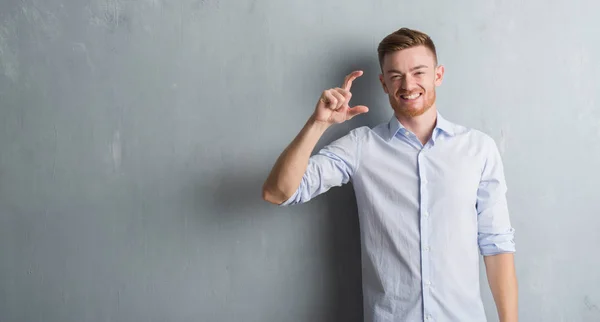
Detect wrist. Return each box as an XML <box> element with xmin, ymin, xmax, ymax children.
<box><xmin>307</xmin><ymin>115</ymin><xmax>331</xmax><ymax>133</ymax></box>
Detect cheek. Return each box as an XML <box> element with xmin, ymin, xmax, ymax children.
<box><xmin>419</xmin><ymin>79</ymin><xmax>435</xmax><ymax>91</ymax></box>
<box><xmin>382</xmin><ymin>83</ymin><xmax>391</xmax><ymax>94</ymax></box>
<box><xmin>387</xmin><ymin>81</ymin><xmax>401</xmax><ymax>93</ymax></box>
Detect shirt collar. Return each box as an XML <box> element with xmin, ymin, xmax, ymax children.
<box><xmin>387</xmin><ymin>112</ymin><xmax>456</xmax><ymax>141</ymax></box>
<box><xmin>435</xmin><ymin>113</ymin><xmax>456</xmax><ymax>137</ymax></box>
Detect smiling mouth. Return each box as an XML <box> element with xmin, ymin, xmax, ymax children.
<box><xmin>400</xmin><ymin>92</ymin><xmax>422</xmax><ymax>100</ymax></box>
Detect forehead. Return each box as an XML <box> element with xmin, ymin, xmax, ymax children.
<box><xmin>382</xmin><ymin>46</ymin><xmax>436</xmax><ymax>72</ymax></box>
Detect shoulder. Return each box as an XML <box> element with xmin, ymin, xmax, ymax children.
<box><xmin>345</xmin><ymin>125</ymin><xmax>374</xmax><ymax>143</ymax></box>
<box><xmin>321</xmin><ymin>125</ymin><xmax>371</xmax><ymax>151</ymax></box>
<box><xmin>325</xmin><ymin>123</ymin><xmax>387</xmax><ymax>155</ymax></box>
<box><xmin>449</xmin><ymin>122</ymin><xmax>500</xmax><ymax>158</ymax></box>
<box><xmin>462</xmin><ymin>127</ymin><xmax>496</xmax><ymax>145</ymax></box>
<box><xmin>348</xmin><ymin>125</ymin><xmax>372</xmax><ymax>136</ymax></box>
<box><xmin>444</xmin><ymin>116</ymin><xmax>496</xmax><ymax>145</ymax></box>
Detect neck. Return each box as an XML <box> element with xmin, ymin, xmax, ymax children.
<box><xmin>396</xmin><ymin>105</ymin><xmax>438</xmax><ymax>145</ymax></box>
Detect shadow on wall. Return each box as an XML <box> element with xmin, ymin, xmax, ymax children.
<box><xmin>322</xmin><ymin>183</ymin><xmax>364</xmax><ymax>322</ymax></box>
<box><xmin>196</xmin><ymin>50</ymin><xmax>388</xmax><ymax>321</ymax></box>
<box><xmin>317</xmin><ymin>52</ymin><xmax>388</xmax><ymax>322</ymax></box>
<box><xmin>191</xmin><ymin>168</ymin><xmax>270</xmax><ymax>226</ymax></box>
<box><xmin>197</xmin><ymin>165</ymin><xmax>363</xmax><ymax>321</ymax></box>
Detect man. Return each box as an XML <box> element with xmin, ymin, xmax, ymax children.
<box><xmin>262</xmin><ymin>27</ymin><xmax>518</xmax><ymax>322</ymax></box>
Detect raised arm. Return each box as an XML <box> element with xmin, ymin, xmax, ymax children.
<box><xmin>262</xmin><ymin>71</ymin><xmax>368</xmax><ymax>204</ymax></box>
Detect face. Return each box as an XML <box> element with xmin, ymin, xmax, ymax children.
<box><xmin>379</xmin><ymin>46</ymin><xmax>444</xmax><ymax>118</ymax></box>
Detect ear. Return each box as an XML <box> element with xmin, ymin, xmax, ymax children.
<box><xmin>434</xmin><ymin>65</ymin><xmax>445</xmax><ymax>86</ymax></box>
<box><xmin>379</xmin><ymin>73</ymin><xmax>389</xmax><ymax>94</ymax></box>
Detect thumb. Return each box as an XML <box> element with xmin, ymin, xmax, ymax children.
<box><xmin>347</xmin><ymin>105</ymin><xmax>369</xmax><ymax>119</ymax></box>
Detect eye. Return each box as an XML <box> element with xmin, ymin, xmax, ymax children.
<box><xmin>415</xmin><ymin>71</ymin><xmax>425</xmax><ymax>75</ymax></box>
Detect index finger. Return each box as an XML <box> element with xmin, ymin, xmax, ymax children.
<box><xmin>343</xmin><ymin>70</ymin><xmax>364</xmax><ymax>91</ymax></box>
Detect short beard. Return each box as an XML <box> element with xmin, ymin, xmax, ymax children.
<box><xmin>390</xmin><ymin>89</ymin><xmax>436</xmax><ymax>118</ymax></box>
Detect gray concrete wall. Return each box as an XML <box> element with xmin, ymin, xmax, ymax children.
<box><xmin>1</xmin><ymin>0</ymin><xmax>599</xmax><ymax>321</ymax></box>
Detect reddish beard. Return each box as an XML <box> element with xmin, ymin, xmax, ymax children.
<box><xmin>389</xmin><ymin>89</ymin><xmax>436</xmax><ymax>118</ymax></box>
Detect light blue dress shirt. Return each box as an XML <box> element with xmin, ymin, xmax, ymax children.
<box><xmin>281</xmin><ymin>113</ymin><xmax>515</xmax><ymax>322</ymax></box>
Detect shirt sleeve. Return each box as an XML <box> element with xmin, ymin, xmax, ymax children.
<box><xmin>279</xmin><ymin>127</ymin><xmax>364</xmax><ymax>206</ymax></box>
<box><xmin>477</xmin><ymin>136</ymin><xmax>516</xmax><ymax>256</ymax></box>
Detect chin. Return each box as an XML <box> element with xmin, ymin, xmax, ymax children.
<box><xmin>395</xmin><ymin>104</ymin><xmax>430</xmax><ymax>118</ymax></box>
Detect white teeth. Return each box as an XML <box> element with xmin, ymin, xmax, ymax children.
<box><xmin>402</xmin><ymin>93</ymin><xmax>421</xmax><ymax>100</ymax></box>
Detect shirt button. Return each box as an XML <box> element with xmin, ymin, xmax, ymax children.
<box><xmin>404</xmin><ymin>131</ymin><xmax>409</xmax><ymax>136</ymax></box>
<box><xmin>423</xmin><ymin>211</ymin><xmax>429</xmax><ymax>217</ymax></box>
<box><xmin>425</xmin><ymin>280</ymin><xmax>432</xmax><ymax>286</ymax></box>
<box><xmin>426</xmin><ymin>314</ymin><xmax>432</xmax><ymax>320</ymax></box>
<box><xmin>424</xmin><ymin>246</ymin><xmax>430</xmax><ymax>251</ymax></box>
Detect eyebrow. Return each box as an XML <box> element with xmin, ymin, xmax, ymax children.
<box><xmin>386</xmin><ymin>65</ymin><xmax>429</xmax><ymax>74</ymax></box>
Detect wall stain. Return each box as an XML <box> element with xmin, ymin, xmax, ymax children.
<box><xmin>0</xmin><ymin>21</ymin><xmax>19</xmax><ymax>82</ymax></box>
<box><xmin>192</xmin><ymin>0</ymin><xmax>221</xmax><ymax>11</ymax></box>
<box><xmin>88</xmin><ymin>0</ymin><xmax>131</xmax><ymax>32</ymax></box>
<box><xmin>585</xmin><ymin>296</ymin><xmax>599</xmax><ymax>311</ymax></box>
<box><xmin>112</xmin><ymin>130</ymin><xmax>122</xmax><ymax>172</ymax></box>
<box><xmin>499</xmin><ymin>126</ymin><xmax>508</xmax><ymax>156</ymax></box>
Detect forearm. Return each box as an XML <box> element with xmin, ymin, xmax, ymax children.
<box><xmin>484</xmin><ymin>253</ymin><xmax>518</xmax><ymax>322</ymax></box>
<box><xmin>262</xmin><ymin>116</ymin><xmax>330</xmax><ymax>204</ymax></box>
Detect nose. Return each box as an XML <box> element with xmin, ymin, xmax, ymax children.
<box><xmin>400</xmin><ymin>74</ymin><xmax>417</xmax><ymax>91</ymax></box>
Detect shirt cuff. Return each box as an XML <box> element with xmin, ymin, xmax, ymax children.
<box><xmin>278</xmin><ymin>189</ymin><xmax>299</xmax><ymax>207</ymax></box>
<box><xmin>478</xmin><ymin>228</ymin><xmax>516</xmax><ymax>256</ymax></box>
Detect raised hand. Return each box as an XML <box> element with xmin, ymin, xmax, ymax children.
<box><xmin>312</xmin><ymin>70</ymin><xmax>369</xmax><ymax>125</ymax></box>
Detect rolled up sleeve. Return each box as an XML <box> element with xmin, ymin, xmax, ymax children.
<box><xmin>477</xmin><ymin>137</ymin><xmax>516</xmax><ymax>256</ymax></box>
<box><xmin>280</xmin><ymin>127</ymin><xmax>364</xmax><ymax>206</ymax></box>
